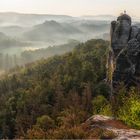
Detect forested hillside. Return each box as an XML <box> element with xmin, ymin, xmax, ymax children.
<box><xmin>0</xmin><ymin>40</ymin><xmax>79</xmax><ymax>72</ymax></box>
<box><xmin>0</xmin><ymin>39</ymin><xmax>140</xmax><ymax>139</ymax></box>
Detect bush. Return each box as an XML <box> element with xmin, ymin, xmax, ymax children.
<box><xmin>26</xmin><ymin>126</ymin><xmax>46</xmax><ymax>139</ymax></box>
<box><xmin>49</xmin><ymin>126</ymin><xmax>87</xmax><ymax>139</ymax></box>
<box><xmin>36</xmin><ymin>115</ymin><xmax>55</xmax><ymax>130</ymax></box>
<box><xmin>57</xmin><ymin>107</ymin><xmax>87</xmax><ymax>128</ymax></box>
<box><xmin>118</xmin><ymin>91</ymin><xmax>140</xmax><ymax>129</ymax></box>
<box><xmin>92</xmin><ymin>95</ymin><xmax>112</xmax><ymax>116</ymax></box>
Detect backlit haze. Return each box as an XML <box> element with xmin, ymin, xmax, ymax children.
<box><xmin>0</xmin><ymin>0</ymin><xmax>139</xmax><ymax>17</ymax></box>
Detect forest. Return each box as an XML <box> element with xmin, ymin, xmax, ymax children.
<box><xmin>0</xmin><ymin>39</ymin><xmax>139</xmax><ymax>139</ymax></box>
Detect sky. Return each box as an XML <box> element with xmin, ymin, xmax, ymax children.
<box><xmin>0</xmin><ymin>0</ymin><xmax>139</xmax><ymax>17</ymax></box>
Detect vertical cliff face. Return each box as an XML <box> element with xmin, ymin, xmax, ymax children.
<box><xmin>107</xmin><ymin>13</ymin><xmax>140</xmax><ymax>90</ymax></box>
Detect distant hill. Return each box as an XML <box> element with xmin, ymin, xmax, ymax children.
<box><xmin>21</xmin><ymin>40</ymin><xmax>80</xmax><ymax>63</ymax></box>
<box><xmin>81</xmin><ymin>15</ymin><xmax>116</xmax><ymax>21</ymax></box>
<box><xmin>0</xmin><ymin>32</ymin><xmax>31</xmax><ymax>47</ymax></box>
<box><xmin>23</xmin><ymin>20</ymin><xmax>82</xmax><ymax>43</ymax></box>
<box><xmin>77</xmin><ymin>22</ymin><xmax>110</xmax><ymax>33</ymax></box>
<box><xmin>0</xmin><ymin>25</ymin><xmax>27</xmax><ymax>36</ymax></box>
<box><xmin>0</xmin><ymin>12</ymin><xmax>115</xmax><ymax>44</ymax></box>
<box><xmin>23</xmin><ymin>19</ymin><xmax>110</xmax><ymax>43</ymax></box>
<box><xmin>0</xmin><ymin>12</ymin><xmax>119</xmax><ymax>27</ymax></box>
<box><xmin>0</xmin><ymin>32</ymin><xmax>7</xmax><ymax>40</ymax></box>
<box><xmin>0</xmin><ymin>12</ymin><xmax>75</xmax><ymax>26</ymax></box>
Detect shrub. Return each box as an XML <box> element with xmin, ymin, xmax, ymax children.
<box><xmin>26</xmin><ymin>126</ymin><xmax>46</xmax><ymax>139</ymax></box>
<box><xmin>118</xmin><ymin>92</ymin><xmax>140</xmax><ymax>129</ymax></box>
<box><xmin>92</xmin><ymin>95</ymin><xmax>112</xmax><ymax>116</ymax></box>
<box><xmin>57</xmin><ymin>107</ymin><xmax>87</xmax><ymax>128</ymax></box>
<box><xmin>36</xmin><ymin>115</ymin><xmax>55</xmax><ymax>130</ymax></box>
<box><xmin>49</xmin><ymin>126</ymin><xmax>87</xmax><ymax>139</ymax></box>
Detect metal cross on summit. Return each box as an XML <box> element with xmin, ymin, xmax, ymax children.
<box><xmin>124</xmin><ymin>10</ymin><xmax>126</xmax><ymax>14</ymax></box>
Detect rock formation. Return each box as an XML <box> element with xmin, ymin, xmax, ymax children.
<box><xmin>107</xmin><ymin>13</ymin><xmax>140</xmax><ymax>90</ymax></box>
<box><xmin>86</xmin><ymin>115</ymin><xmax>140</xmax><ymax>139</ymax></box>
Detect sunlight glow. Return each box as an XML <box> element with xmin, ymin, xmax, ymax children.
<box><xmin>0</xmin><ymin>0</ymin><xmax>139</xmax><ymax>16</ymax></box>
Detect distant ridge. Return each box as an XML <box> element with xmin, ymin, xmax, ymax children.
<box><xmin>0</xmin><ymin>12</ymin><xmax>73</xmax><ymax>17</ymax></box>
<box><xmin>0</xmin><ymin>12</ymin><xmax>116</xmax><ymax>19</ymax></box>
<box><xmin>81</xmin><ymin>15</ymin><xmax>116</xmax><ymax>21</ymax></box>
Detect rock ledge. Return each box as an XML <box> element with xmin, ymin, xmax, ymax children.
<box><xmin>86</xmin><ymin>115</ymin><xmax>140</xmax><ymax>139</ymax></box>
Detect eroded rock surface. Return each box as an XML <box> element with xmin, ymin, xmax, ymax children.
<box><xmin>86</xmin><ymin>115</ymin><xmax>140</xmax><ymax>140</ymax></box>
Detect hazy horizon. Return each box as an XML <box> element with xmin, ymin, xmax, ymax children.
<box><xmin>0</xmin><ymin>11</ymin><xmax>115</xmax><ymax>17</ymax></box>
<box><xmin>0</xmin><ymin>0</ymin><xmax>140</xmax><ymax>17</ymax></box>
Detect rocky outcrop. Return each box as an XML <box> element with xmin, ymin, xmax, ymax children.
<box><xmin>107</xmin><ymin>13</ymin><xmax>140</xmax><ymax>89</ymax></box>
<box><xmin>86</xmin><ymin>115</ymin><xmax>140</xmax><ymax>140</ymax></box>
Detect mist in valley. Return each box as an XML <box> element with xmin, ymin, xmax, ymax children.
<box><xmin>0</xmin><ymin>12</ymin><xmax>130</xmax><ymax>73</ymax></box>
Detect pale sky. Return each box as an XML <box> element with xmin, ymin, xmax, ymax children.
<box><xmin>0</xmin><ymin>0</ymin><xmax>139</xmax><ymax>17</ymax></box>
